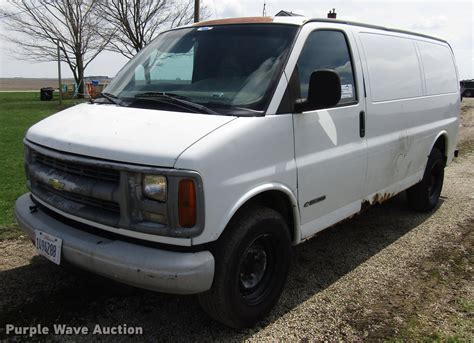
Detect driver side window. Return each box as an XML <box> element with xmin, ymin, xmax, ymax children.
<box><xmin>297</xmin><ymin>30</ymin><xmax>357</xmax><ymax>105</ymax></box>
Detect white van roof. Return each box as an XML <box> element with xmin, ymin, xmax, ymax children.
<box><xmin>194</xmin><ymin>16</ymin><xmax>447</xmax><ymax>44</ymax></box>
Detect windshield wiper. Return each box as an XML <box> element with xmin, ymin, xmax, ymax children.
<box><xmin>203</xmin><ymin>102</ymin><xmax>264</xmax><ymax>116</ymax></box>
<box><xmin>134</xmin><ymin>92</ymin><xmax>192</xmax><ymax>101</ymax></box>
<box><xmin>95</xmin><ymin>92</ymin><xmax>126</xmax><ymax>106</ymax></box>
<box><xmin>133</xmin><ymin>92</ymin><xmax>218</xmax><ymax>115</ymax></box>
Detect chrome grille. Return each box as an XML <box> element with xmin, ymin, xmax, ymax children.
<box><xmin>38</xmin><ymin>184</ymin><xmax>120</xmax><ymax>213</ymax></box>
<box><xmin>31</xmin><ymin>150</ymin><xmax>120</xmax><ymax>183</ymax></box>
<box><xmin>27</xmin><ymin>146</ymin><xmax>122</xmax><ymax>228</ymax></box>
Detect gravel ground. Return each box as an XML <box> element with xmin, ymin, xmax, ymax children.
<box><xmin>1</xmin><ymin>99</ymin><xmax>473</xmax><ymax>341</ymax></box>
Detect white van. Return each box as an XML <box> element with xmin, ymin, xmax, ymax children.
<box><xmin>16</xmin><ymin>16</ymin><xmax>460</xmax><ymax>328</ymax></box>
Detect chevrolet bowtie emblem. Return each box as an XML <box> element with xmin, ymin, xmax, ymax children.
<box><xmin>48</xmin><ymin>178</ymin><xmax>65</xmax><ymax>191</ymax></box>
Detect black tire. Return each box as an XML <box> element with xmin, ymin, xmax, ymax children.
<box><xmin>464</xmin><ymin>90</ymin><xmax>472</xmax><ymax>97</ymax></box>
<box><xmin>198</xmin><ymin>206</ymin><xmax>291</xmax><ymax>328</ymax></box>
<box><xmin>406</xmin><ymin>148</ymin><xmax>445</xmax><ymax>212</ymax></box>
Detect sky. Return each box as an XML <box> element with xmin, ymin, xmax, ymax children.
<box><xmin>0</xmin><ymin>0</ymin><xmax>472</xmax><ymax>80</ymax></box>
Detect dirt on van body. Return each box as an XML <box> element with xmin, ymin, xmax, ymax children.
<box><xmin>1</xmin><ymin>99</ymin><xmax>473</xmax><ymax>341</ymax></box>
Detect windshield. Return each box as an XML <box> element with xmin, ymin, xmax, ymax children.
<box><xmin>102</xmin><ymin>24</ymin><xmax>298</xmax><ymax>115</ymax></box>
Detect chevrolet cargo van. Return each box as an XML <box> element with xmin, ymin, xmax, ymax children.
<box><xmin>16</xmin><ymin>16</ymin><xmax>460</xmax><ymax>328</ymax></box>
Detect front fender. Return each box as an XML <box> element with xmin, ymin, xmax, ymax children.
<box><xmin>217</xmin><ymin>183</ymin><xmax>301</xmax><ymax>244</ymax></box>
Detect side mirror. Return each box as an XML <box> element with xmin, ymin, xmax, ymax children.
<box><xmin>295</xmin><ymin>69</ymin><xmax>342</xmax><ymax>112</ymax></box>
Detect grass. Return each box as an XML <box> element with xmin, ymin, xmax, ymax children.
<box><xmin>0</xmin><ymin>92</ymin><xmax>82</xmax><ymax>240</ymax></box>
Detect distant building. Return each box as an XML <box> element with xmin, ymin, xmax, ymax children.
<box><xmin>275</xmin><ymin>10</ymin><xmax>303</xmax><ymax>17</ymax></box>
<box><xmin>275</xmin><ymin>9</ymin><xmax>337</xmax><ymax>19</ymax></box>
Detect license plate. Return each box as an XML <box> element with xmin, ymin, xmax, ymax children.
<box><xmin>35</xmin><ymin>230</ymin><xmax>62</xmax><ymax>265</ymax></box>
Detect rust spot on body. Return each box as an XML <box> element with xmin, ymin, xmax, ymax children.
<box><xmin>370</xmin><ymin>192</ymin><xmax>395</xmax><ymax>205</ymax></box>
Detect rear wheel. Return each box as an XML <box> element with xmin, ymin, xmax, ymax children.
<box><xmin>406</xmin><ymin>148</ymin><xmax>445</xmax><ymax>212</ymax></box>
<box><xmin>198</xmin><ymin>207</ymin><xmax>291</xmax><ymax>328</ymax></box>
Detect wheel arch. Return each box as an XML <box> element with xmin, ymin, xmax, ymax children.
<box><xmin>217</xmin><ymin>184</ymin><xmax>300</xmax><ymax>244</ymax></box>
<box><xmin>429</xmin><ymin>131</ymin><xmax>449</xmax><ymax>162</ymax></box>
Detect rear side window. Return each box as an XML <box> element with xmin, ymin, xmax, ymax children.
<box><xmin>297</xmin><ymin>30</ymin><xmax>357</xmax><ymax>105</ymax></box>
<box><xmin>360</xmin><ymin>33</ymin><xmax>423</xmax><ymax>102</ymax></box>
<box><xmin>417</xmin><ymin>41</ymin><xmax>457</xmax><ymax>95</ymax></box>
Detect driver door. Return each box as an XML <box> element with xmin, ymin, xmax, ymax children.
<box><xmin>292</xmin><ymin>28</ymin><xmax>368</xmax><ymax>239</ymax></box>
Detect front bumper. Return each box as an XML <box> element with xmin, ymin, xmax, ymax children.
<box><xmin>15</xmin><ymin>193</ymin><xmax>214</xmax><ymax>294</ymax></box>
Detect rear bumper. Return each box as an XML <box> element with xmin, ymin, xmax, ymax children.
<box><xmin>15</xmin><ymin>193</ymin><xmax>214</xmax><ymax>294</ymax></box>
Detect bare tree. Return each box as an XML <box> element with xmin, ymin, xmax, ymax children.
<box><xmin>97</xmin><ymin>0</ymin><xmax>209</xmax><ymax>59</ymax></box>
<box><xmin>0</xmin><ymin>0</ymin><xmax>112</xmax><ymax>97</ymax></box>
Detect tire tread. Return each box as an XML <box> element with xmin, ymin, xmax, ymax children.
<box><xmin>407</xmin><ymin>148</ymin><xmax>445</xmax><ymax>212</ymax></box>
<box><xmin>198</xmin><ymin>206</ymin><xmax>290</xmax><ymax>328</ymax></box>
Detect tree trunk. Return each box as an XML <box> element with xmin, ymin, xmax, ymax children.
<box><xmin>76</xmin><ymin>57</ymin><xmax>85</xmax><ymax>99</ymax></box>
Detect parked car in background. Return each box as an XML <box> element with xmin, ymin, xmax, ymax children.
<box><xmin>460</xmin><ymin>79</ymin><xmax>474</xmax><ymax>98</ymax></box>
<box><xmin>15</xmin><ymin>16</ymin><xmax>460</xmax><ymax>328</ymax></box>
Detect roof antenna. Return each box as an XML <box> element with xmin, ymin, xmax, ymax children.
<box><xmin>263</xmin><ymin>1</ymin><xmax>267</xmax><ymax>16</ymax></box>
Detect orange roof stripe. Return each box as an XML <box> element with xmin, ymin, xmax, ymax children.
<box><xmin>194</xmin><ymin>17</ymin><xmax>274</xmax><ymax>26</ymax></box>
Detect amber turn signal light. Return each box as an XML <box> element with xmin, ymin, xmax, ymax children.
<box><xmin>178</xmin><ymin>179</ymin><xmax>196</xmax><ymax>228</ymax></box>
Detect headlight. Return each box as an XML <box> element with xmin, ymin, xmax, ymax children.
<box><xmin>143</xmin><ymin>175</ymin><xmax>167</xmax><ymax>202</ymax></box>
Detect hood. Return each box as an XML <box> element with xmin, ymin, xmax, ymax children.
<box><xmin>26</xmin><ymin>103</ymin><xmax>236</xmax><ymax>167</ymax></box>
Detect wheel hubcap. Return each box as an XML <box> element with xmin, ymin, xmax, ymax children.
<box><xmin>237</xmin><ymin>233</ymin><xmax>277</xmax><ymax>305</ymax></box>
<box><xmin>239</xmin><ymin>240</ymin><xmax>267</xmax><ymax>290</ymax></box>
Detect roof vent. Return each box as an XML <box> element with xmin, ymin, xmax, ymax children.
<box><xmin>327</xmin><ymin>8</ymin><xmax>337</xmax><ymax>19</ymax></box>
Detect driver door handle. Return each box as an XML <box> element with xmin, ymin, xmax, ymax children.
<box><xmin>359</xmin><ymin>111</ymin><xmax>366</xmax><ymax>138</ymax></box>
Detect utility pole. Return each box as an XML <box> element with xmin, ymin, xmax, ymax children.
<box><xmin>56</xmin><ymin>39</ymin><xmax>62</xmax><ymax>105</ymax></box>
<box><xmin>262</xmin><ymin>1</ymin><xmax>267</xmax><ymax>16</ymax></box>
<box><xmin>194</xmin><ymin>0</ymin><xmax>199</xmax><ymax>23</ymax></box>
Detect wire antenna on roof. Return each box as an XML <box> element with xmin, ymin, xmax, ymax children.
<box><xmin>262</xmin><ymin>1</ymin><xmax>267</xmax><ymax>16</ymax></box>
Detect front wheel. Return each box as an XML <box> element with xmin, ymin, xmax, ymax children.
<box><xmin>198</xmin><ymin>207</ymin><xmax>291</xmax><ymax>328</ymax></box>
<box><xmin>406</xmin><ymin>148</ymin><xmax>445</xmax><ymax>212</ymax></box>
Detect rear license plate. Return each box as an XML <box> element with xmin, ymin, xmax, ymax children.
<box><xmin>35</xmin><ymin>230</ymin><xmax>62</xmax><ymax>265</ymax></box>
